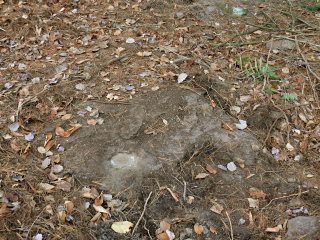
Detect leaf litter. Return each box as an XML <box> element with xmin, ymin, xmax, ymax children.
<box><xmin>0</xmin><ymin>0</ymin><xmax>319</xmax><ymax>239</ymax></box>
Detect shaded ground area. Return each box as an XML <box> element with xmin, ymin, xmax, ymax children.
<box><xmin>0</xmin><ymin>0</ymin><xmax>320</xmax><ymax>239</ymax></box>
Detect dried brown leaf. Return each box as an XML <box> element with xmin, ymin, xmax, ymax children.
<box><xmin>194</xmin><ymin>223</ymin><xmax>204</xmax><ymax>235</ymax></box>
<box><xmin>206</xmin><ymin>164</ymin><xmax>217</xmax><ymax>174</ymax></box>
<box><xmin>195</xmin><ymin>173</ymin><xmax>209</xmax><ymax>179</ymax></box>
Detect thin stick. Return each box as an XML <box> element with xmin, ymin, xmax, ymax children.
<box><xmin>263</xmin><ymin>117</ymin><xmax>281</xmax><ymax>146</ymax></box>
<box><xmin>261</xmin><ymin>190</ymin><xmax>309</xmax><ymax>210</ymax></box>
<box><xmin>225</xmin><ymin>211</ymin><xmax>234</xmax><ymax>240</ymax></box>
<box><xmin>294</xmin><ymin>37</ymin><xmax>320</xmax><ymax>108</ymax></box>
<box><xmin>25</xmin><ymin>207</ymin><xmax>45</xmax><ymax>239</ymax></box>
<box><xmin>132</xmin><ymin>191</ymin><xmax>152</xmax><ymax>235</ymax></box>
<box><xmin>271</xmin><ymin>100</ymin><xmax>291</xmax><ymax>143</ymax></box>
<box><xmin>183</xmin><ymin>181</ymin><xmax>187</xmax><ymax>201</ymax></box>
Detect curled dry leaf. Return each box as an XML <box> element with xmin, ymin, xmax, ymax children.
<box><xmin>111</xmin><ymin>221</ymin><xmax>133</xmax><ymax>234</ymax></box>
<box><xmin>45</xmin><ymin>140</ymin><xmax>56</xmax><ymax>152</ymax></box>
<box><xmin>248</xmin><ymin>198</ymin><xmax>259</xmax><ymax>209</ymax></box>
<box><xmin>94</xmin><ymin>195</ymin><xmax>103</xmax><ymax>206</ymax></box>
<box><xmin>44</xmin><ymin>133</ymin><xmax>52</xmax><ymax>146</ymax></box>
<box><xmin>194</xmin><ymin>223</ymin><xmax>204</xmax><ymax>235</ymax></box>
<box><xmin>265</xmin><ymin>226</ymin><xmax>280</xmax><ymax>232</ymax></box>
<box><xmin>57</xmin><ymin>209</ymin><xmax>66</xmax><ymax>222</ymax></box>
<box><xmin>45</xmin><ymin>204</ymin><xmax>53</xmax><ymax>215</ymax></box>
<box><xmin>210</xmin><ymin>202</ymin><xmax>224</xmax><ymax>214</ymax></box>
<box><xmin>206</xmin><ymin>164</ymin><xmax>217</xmax><ymax>174</ymax></box>
<box><xmin>160</xmin><ymin>220</ymin><xmax>171</xmax><ymax>231</ymax></box>
<box><xmin>38</xmin><ymin>183</ymin><xmax>55</xmax><ymax>192</ymax></box>
<box><xmin>93</xmin><ymin>204</ymin><xmax>109</xmax><ymax>214</ymax></box>
<box><xmin>37</xmin><ymin>146</ymin><xmax>46</xmax><ymax>154</ymax></box>
<box><xmin>222</xmin><ymin>123</ymin><xmax>233</xmax><ymax>131</ymax></box>
<box><xmin>187</xmin><ymin>196</ymin><xmax>194</xmax><ymax>204</ymax></box>
<box><xmin>210</xmin><ymin>226</ymin><xmax>218</xmax><ymax>234</ymax></box>
<box><xmin>195</xmin><ymin>173</ymin><xmax>209</xmax><ymax>179</ymax></box>
<box><xmin>156</xmin><ymin>232</ymin><xmax>170</xmax><ymax>240</ymax></box>
<box><xmin>249</xmin><ymin>189</ymin><xmax>267</xmax><ymax>199</ymax></box>
<box><xmin>82</xmin><ymin>192</ymin><xmax>97</xmax><ymax>199</ymax></box>
<box><xmin>64</xmin><ymin>200</ymin><xmax>74</xmax><ymax>214</ymax></box>
<box><xmin>87</xmin><ymin>119</ymin><xmax>98</xmax><ymax>125</ymax></box>
<box><xmin>160</xmin><ymin>186</ymin><xmax>179</xmax><ymax>202</ymax></box>
<box><xmin>55</xmin><ymin>124</ymin><xmax>82</xmax><ymax>137</ymax></box>
<box><xmin>90</xmin><ymin>212</ymin><xmax>101</xmax><ymax>222</ymax></box>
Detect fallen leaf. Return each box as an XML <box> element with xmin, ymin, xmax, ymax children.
<box><xmin>111</xmin><ymin>221</ymin><xmax>133</xmax><ymax>234</ymax></box>
<box><xmin>87</xmin><ymin>119</ymin><xmax>98</xmax><ymax>125</ymax></box>
<box><xmin>206</xmin><ymin>164</ymin><xmax>217</xmax><ymax>174</ymax></box>
<box><xmin>194</xmin><ymin>223</ymin><xmax>204</xmax><ymax>234</ymax></box>
<box><xmin>209</xmin><ymin>100</ymin><xmax>217</xmax><ymax>108</ymax></box>
<box><xmin>93</xmin><ymin>204</ymin><xmax>109</xmax><ymax>214</ymax></box>
<box><xmin>210</xmin><ymin>63</ymin><xmax>220</xmax><ymax>71</ymax></box>
<box><xmin>90</xmin><ymin>212</ymin><xmax>101</xmax><ymax>222</ymax></box>
<box><xmin>82</xmin><ymin>192</ymin><xmax>96</xmax><ymax>199</ymax></box>
<box><xmin>64</xmin><ymin>201</ymin><xmax>74</xmax><ymax>214</ymax></box>
<box><xmin>55</xmin><ymin>124</ymin><xmax>81</xmax><ymax>137</ymax></box>
<box><xmin>286</xmin><ymin>142</ymin><xmax>294</xmax><ymax>151</ymax></box>
<box><xmin>249</xmin><ymin>189</ymin><xmax>267</xmax><ymax>199</ymax></box>
<box><xmin>247</xmin><ymin>198</ymin><xmax>259</xmax><ymax>209</ymax></box>
<box><xmin>94</xmin><ymin>195</ymin><xmax>103</xmax><ymax>206</ymax></box>
<box><xmin>240</xmin><ymin>95</ymin><xmax>251</xmax><ymax>102</ymax></box>
<box><xmin>222</xmin><ymin>123</ymin><xmax>233</xmax><ymax>131</ymax></box>
<box><xmin>38</xmin><ymin>183</ymin><xmax>55</xmax><ymax>192</ymax></box>
<box><xmin>210</xmin><ymin>202</ymin><xmax>224</xmax><ymax>214</ymax></box>
<box><xmin>45</xmin><ymin>140</ymin><xmax>56</xmax><ymax>152</ymax></box>
<box><xmin>248</xmin><ymin>211</ymin><xmax>254</xmax><ymax>227</ymax></box>
<box><xmin>57</xmin><ymin>210</ymin><xmax>66</xmax><ymax>221</ymax></box>
<box><xmin>44</xmin><ymin>133</ymin><xmax>52</xmax><ymax>146</ymax></box>
<box><xmin>187</xmin><ymin>196</ymin><xmax>194</xmax><ymax>204</ymax></box>
<box><xmin>160</xmin><ymin>220</ymin><xmax>170</xmax><ymax>231</ymax></box>
<box><xmin>210</xmin><ymin>225</ymin><xmax>218</xmax><ymax>234</ymax></box>
<box><xmin>61</xmin><ymin>114</ymin><xmax>73</xmax><ymax>120</ymax></box>
<box><xmin>195</xmin><ymin>173</ymin><xmax>209</xmax><ymax>179</ymax></box>
<box><xmin>37</xmin><ymin>146</ymin><xmax>46</xmax><ymax>154</ymax></box>
<box><xmin>41</xmin><ymin>157</ymin><xmax>51</xmax><ymax>169</ymax></box>
<box><xmin>160</xmin><ymin>186</ymin><xmax>179</xmax><ymax>202</ymax></box>
<box><xmin>156</xmin><ymin>232</ymin><xmax>169</xmax><ymax>240</ymax></box>
<box><xmin>54</xmin><ymin>179</ymin><xmax>71</xmax><ymax>192</ymax></box>
<box><xmin>265</xmin><ymin>226</ymin><xmax>280</xmax><ymax>232</ymax></box>
<box><xmin>45</xmin><ymin>204</ymin><xmax>53</xmax><ymax>215</ymax></box>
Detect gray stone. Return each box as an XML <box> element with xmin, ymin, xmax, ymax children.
<box><xmin>60</xmin><ymin>88</ymin><xmax>271</xmax><ymax>191</ymax></box>
<box><xmin>176</xmin><ymin>11</ymin><xmax>184</xmax><ymax>19</ymax></box>
<box><xmin>266</xmin><ymin>40</ymin><xmax>296</xmax><ymax>51</ymax></box>
<box><xmin>286</xmin><ymin>216</ymin><xmax>320</xmax><ymax>240</ymax></box>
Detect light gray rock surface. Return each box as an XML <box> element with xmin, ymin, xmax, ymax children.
<box><xmin>60</xmin><ymin>88</ymin><xmax>271</xmax><ymax>191</ymax></box>
<box><xmin>286</xmin><ymin>216</ymin><xmax>320</xmax><ymax>240</ymax></box>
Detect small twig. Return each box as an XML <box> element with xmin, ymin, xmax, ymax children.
<box><xmin>214</xmin><ymin>40</ymin><xmax>264</xmax><ymax>48</ymax></box>
<box><xmin>183</xmin><ymin>181</ymin><xmax>187</xmax><ymax>201</ymax></box>
<box><xmin>295</xmin><ymin>37</ymin><xmax>320</xmax><ymax>107</ymax></box>
<box><xmin>132</xmin><ymin>191</ymin><xmax>152</xmax><ymax>235</ymax></box>
<box><xmin>271</xmin><ymin>100</ymin><xmax>291</xmax><ymax>143</ymax></box>
<box><xmin>225</xmin><ymin>211</ymin><xmax>234</xmax><ymax>240</ymax></box>
<box><xmin>263</xmin><ymin>117</ymin><xmax>281</xmax><ymax>146</ymax></box>
<box><xmin>261</xmin><ymin>190</ymin><xmax>309</xmax><ymax>210</ymax></box>
<box><xmin>25</xmin><ymin>207</ymin><xmax>46</xmax><ymax>239</ymax></box>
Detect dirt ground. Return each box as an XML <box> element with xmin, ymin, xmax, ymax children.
<box><xmin>0</xmin><ymin>0</ymin><xmax>320</xmax><ymax>239</ymax></box>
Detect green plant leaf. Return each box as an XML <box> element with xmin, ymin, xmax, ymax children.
<box><xmin>281</xmin><ymin>92</ymin><xmax>297</xmax><ymax>101</ymax></box>
<box><xmin>265</xmin><ymin>88</ymin><xmax>277</xmax><ymax>95</ymax></box>
<box><xmin>301</xmin><ymin>3</ymin><xmax>320</xmax><ymax>11</ymax></box>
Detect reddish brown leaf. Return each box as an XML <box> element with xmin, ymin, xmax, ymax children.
<box><xmin>206</xmin><ymin>164</ymin><xmax>217</xmax><ymax>174</ymax></box>
<box><xmin>222</xmin><ymin>123</ymin><xmax>233</xmax><ymax>131</ymax></box>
